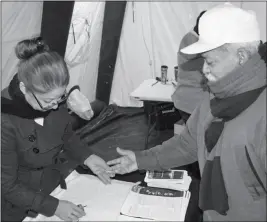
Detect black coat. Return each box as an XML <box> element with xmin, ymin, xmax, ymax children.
<box><xmin>1</xmin><ymin>87</ymin><xmax>93</xmax><ymax>221</ymax></box>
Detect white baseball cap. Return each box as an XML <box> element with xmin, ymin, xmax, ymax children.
<box><xmin>180</xmin><ymin>3</ymin><xmax>260</xmax><ymax>54</ymax></box>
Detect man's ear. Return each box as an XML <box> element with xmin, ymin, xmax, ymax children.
<box><xmin>19</xmin><ymin>82</ymin><xmax>26</xmax><ymax>95</ymax></box>
<box><xmin>237</xmin><ymin>48</ymin><xmax>249</xmax><ymax>65</ymax></box>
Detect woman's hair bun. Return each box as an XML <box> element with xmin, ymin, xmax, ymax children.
<box><xmin>15</xmin><ymin>36</ymin><xmax>49</xmax><ymax>60</ymax></box>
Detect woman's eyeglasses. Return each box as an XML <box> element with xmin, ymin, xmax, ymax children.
<box><xmin>31</xmin><ymin>91</ymin><xmax>68</xmax><ymax>110</ymax></box>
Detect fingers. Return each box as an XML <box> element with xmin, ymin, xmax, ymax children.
<box><xmin>66</xmin><ymin>203</ymin><xmax>86</xmax><ymax>221</ymax></box>
<box><xmin>106</xmin><ymin>170</ymin><xmax>115</xmax><ymax>178</ymax></box>
<box><xmin>63</xmin><ymin>203</ymin><xmax>85</xmax><ymax>221</ymax></box>
<box><xmin>97</xmin><ymin>172</ymin><xmax>111</xmax><ymax>184</ymax></box>
<box><xmin>116</xmin><ymin>147</ymin><xmax>130</xmax><ymax>156</ymax></box>
<box><xmin>66</xmin><ymin>211</ymin><xmax>81</xmax><ymax>221</ymax></box>
<box><xmin>67</xmin><ymin>213</ymin><xmax>79</xmax><ymax>222</ymax></box>
<box><xmin>72</xmin><ymin>205</ymin><xmax>86</xmax><ymax>216</ymax></box>
<box><xmin>101</xmin><ymin>162</ymin><xmax>113</xmax><ymax>172</ymax></box>
<box><xmin>107</xmin><ymin>158</ymin><xmax>122</xmax><ymax>166</ymax></box>
<box><xmin>109</xmin><ymin>164</ymin><xmax>122</xmax><ymax>172</ymax></box>
<box><xmin>67</xmin><ymin>215</ymin><xmax>79</xmax><ymax>222</ymax></box>
<box><xmin>109</xmin><ymin>164</ymin><xmax>129</xmax><ymax>174</ymax></box>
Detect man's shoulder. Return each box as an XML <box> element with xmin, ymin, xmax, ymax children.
<box><xmin>180</xmin><ymin>31</ymin><xmax>199</xmax><ymax>49</ymax></box>
<box><xmin>253</xmin><ymin>88</ymin><xmax>266</xmax><ymax>113</ymax></box>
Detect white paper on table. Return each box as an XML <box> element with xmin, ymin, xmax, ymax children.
<box><xmin>179</xmin><ymin>191</ymin><xmax>191</xmax><ymax>221</ymax></box>
<box><xmin>130</xmin><ymin>79</ymin><xmax>175</xmax><ymax>102</ymax></box>
<box><xmin>120</xmin><ymin>186</ymin><xmax>190</xmax><ymax>221</ymax></box>
<box><xmin>24</xmin><ymin>171</ymin><xmax>134</xmax><ymax>221</ymax></box>
<box><xmin>117</xmin><ymin>214</ymin><xmax>155</xmax><ymax>221</ymax></box>
<box><xmin>147</xmin><ymin>175</ymin><xmax>192</xmax><ymax>191</ymax></box>
<box><xmin>144</xmin><ymin>170</ymin><xmax>188</xmax><ymax>184</ymax></box>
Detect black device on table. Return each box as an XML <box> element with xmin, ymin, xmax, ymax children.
<box><xmin>143</xmin><ymin>100</ymin><xmax>181</xmax><ymax>150</ymax></box>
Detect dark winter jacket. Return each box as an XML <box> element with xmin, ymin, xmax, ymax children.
<box><xmin>1</xmin><ymin>86</ymin><xmax>93</xmax><ymax>221</ymax></box>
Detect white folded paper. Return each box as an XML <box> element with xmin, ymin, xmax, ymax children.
<box><xmin>119</xmin><ymin>185</ymin><xmax>191</xmax><ymax>221</ymax></box>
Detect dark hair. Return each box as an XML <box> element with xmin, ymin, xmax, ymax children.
<box><xmin>193</xmin><ymin>10</ymin><xmax>207</xmax><ymax>35</ymax></box>
<box><xmin>15</xmin><ymin>37</ymin><xmax>69</xmax><ymax>93</ymax></box>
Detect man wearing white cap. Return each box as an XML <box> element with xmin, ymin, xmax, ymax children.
<box><xmin>108</xmin><ymin>3</ymin><xmax>266</xmax><ymax>221</ymax></box>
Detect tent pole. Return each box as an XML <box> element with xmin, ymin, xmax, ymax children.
<box><xmin>96</xmin><ymin>1</ymin><xmax>127</xmax><ymax>105</ymax></box>
<box><xmin>41</xmin><ymin>1</ymin><xmax>75</xmax><ymax>57</ymax></box>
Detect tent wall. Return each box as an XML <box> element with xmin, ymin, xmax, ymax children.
<box><xmin>109</xmin><ymin>1</ymin><xmax>267</xmax><ymax>107</ymax></box>
<box><xmin>110</xmin><ymin>2</ymin><xmax>227</xmax><ymax>107</ymax></box>
<box><xmin>2</xmin><ymin>1</ymin><xmax>266</xmax><ymax>107</ymax></box>
<box><xmin>109</xmin><ymin>2</ymin><xmax>154</xmax><ymax>107</ymax></box>
<box><xmin>65</xmin><ymin>2</ymin><xmax>105</xmax><ymax>101</ymax></box>
<box><xmin>242</xmin><ymin>2</ymin><xmax>266</xmax><ymax>42</ymax></box>
<box><xmin>1</xmin><ymin>2</ymin><xmax>43</xmax><ymax>89</ymax></box>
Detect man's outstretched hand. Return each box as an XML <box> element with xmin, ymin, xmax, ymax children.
<box><xmin>107</xmin><ymin>147</ymin><xmax>138</xmax><ymax>174</ymax></box>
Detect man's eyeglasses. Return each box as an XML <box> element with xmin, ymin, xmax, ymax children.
<box><xmin>31</xmin><ymin>91</ymin><xmax>68</xmax><ymax>110</ymax></box>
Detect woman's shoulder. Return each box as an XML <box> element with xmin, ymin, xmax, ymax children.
<box><xmin>1</xmin><ymin>112</ymin><xmax>15</xmax><ymax>133</ymax></box>
<box><xmin>1</xmin><ymin>87</ymin><xmax>11</xmax><ymax>99</ymax></box>
<box><xmin>1</xmin><ymin>87</ymin><xmax>12</xmax><ymax>122</ymax></box>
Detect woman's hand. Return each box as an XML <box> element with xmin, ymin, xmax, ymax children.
<box><xmin>84</xmin><ymin>154</ymin><xmax>115</xmax><ymax>184</ymax></box>
<box><xmin>54</xmin><ymin>200</ymin><xmax>86</xmax><ymax>221</ymax></box>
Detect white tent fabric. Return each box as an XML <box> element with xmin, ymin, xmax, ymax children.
<box><xmin>110</xmin><ymin>1</ymin><xmax>244</xmax><ymax>107</ymax></box>
<box><xmin>65</xmin><ymin>2</ymin><xmax>105</xmax><ymax>102</ymax></box>
<box><xmin>1</xmin><ymin>2</ymin><xmax>43</xmax><ymax>89</ymax></box>
<box><xmin>242</xmin><ymin>2</ymin><xmax>266</xmax><ymax>41</ymax></box>
<box><xmin>109</xmin><ymin>2</ymin><xmax>154</xmax><ymax>107</ymax></box>
<box><xmin>1</xmin><ymin>1</ymin><xmax>266</xmax><ymax>107</ymax></box>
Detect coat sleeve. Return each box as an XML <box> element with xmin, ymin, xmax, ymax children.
<box><xmin>248</xmin><ymin>116</ymin><xmax>267</xmax><ymax>191</ymax></box>
<box><xmin>1</xmin><ymin>115</ymin><xmax>59</xmax><ymax>217</ymax></box>
<box><xmin>61</xmin><ymin>109</ymin><xmax>94</xmax><ymax>164</ymax></box>
<box><xmin>135</xmin><ymin>102</ymin><xmax>201</xmax><ymax>171</ymax></box>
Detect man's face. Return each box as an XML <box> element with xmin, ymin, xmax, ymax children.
<box><xmin>201</xmin><ymin>48</ymin><xmax>240</xmax><ymax>82</ymax></box>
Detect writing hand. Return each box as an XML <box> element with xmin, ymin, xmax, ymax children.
<box><xmin>55</xmin><ymin>200</ymin><xmax>85</xmax><ymax>221</ymax></box>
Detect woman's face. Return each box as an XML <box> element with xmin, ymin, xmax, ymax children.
<box><xmin>25</xmin><ymin>86</ymin><xmax>67</xmax><ymax>111</ymax></box>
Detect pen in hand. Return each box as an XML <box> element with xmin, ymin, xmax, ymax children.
<box><xmin>77</xmin><ymin>204</ymin><xmax>87</xmax><ymax>210</ymax></box>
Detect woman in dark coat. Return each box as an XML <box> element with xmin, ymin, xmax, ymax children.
<box><xmin>1</xmin><ymin>37</ymin><xmax>114</xmax><ymax>222</ymax></box>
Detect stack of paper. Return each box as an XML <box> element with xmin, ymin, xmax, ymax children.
<box><xmin>118</xmin><ymin>170</ymin><xmax>192</xmax><ymax>221</ymax></box>
<box><xmin>144</xmin><ymin>170</ymin><xmax>192</xmax><ymax>191</ymax></box>
<box><xmin>119</xmin><ymin>185</ymin><xmax>191</xmax><ymax>221</ymax></box>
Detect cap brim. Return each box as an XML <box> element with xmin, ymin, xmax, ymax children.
<box><xmin>180</xmin><ymin>39</ymin><xmax>224</xmax><ymax>54</ymax></box>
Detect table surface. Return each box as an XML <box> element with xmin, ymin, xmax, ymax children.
<box><xmin>23</xmin><ymin>164</ymin><xmax>202</xmax><ymax>222</ymax></box>
<box><xmin>130</xmin><ymin>79</ymin><xmax>176</xmax><ymax>102</ymax></box>
<box><xmin>77</xmin><ymin>163</ymin><xmax>202</xmax><ymax>222</ymax></box>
